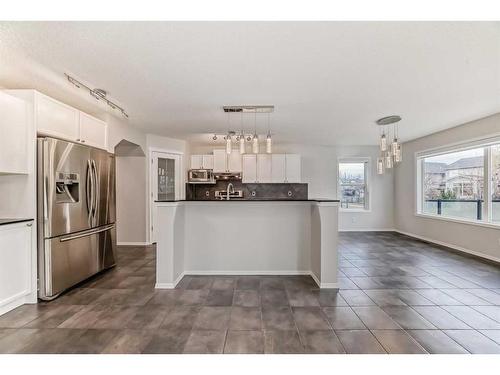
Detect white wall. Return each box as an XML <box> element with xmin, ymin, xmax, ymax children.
<box><xmin>188</xmin><ymin>142</ymin><xmax>394</xmax><ymax>231</ymax></box>
<box><xmin>395</xmin><ymin>113</ymin><xmax>500</xmax><ymax>262</ymax></box>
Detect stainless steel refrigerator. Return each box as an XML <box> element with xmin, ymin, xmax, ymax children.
<box><xmin>37</xmin><ymin>137</ymin><xmax>116</xmax><ymax>300</ymax></box>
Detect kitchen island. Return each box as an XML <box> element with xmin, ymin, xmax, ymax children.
<box><xmin>153</xmin><ymin>199</ymin><xmax>339</xmax><ymax>289</ymax></box>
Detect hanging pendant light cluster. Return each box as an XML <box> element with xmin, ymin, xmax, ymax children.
<box><xmin>376</xmin><ymin>115</ymin><xmax>403</xmax><ymax>175</ymax></box>
<box><xmin>215</xmin><ymin>105</ymin><xmax>274</xmax><ymax>154</ymax></box>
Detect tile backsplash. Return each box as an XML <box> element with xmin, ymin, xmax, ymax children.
<box><xmin>186</xmin><ymin>181</ymin><xmax>308</xmax><ymax>200</ymax></box>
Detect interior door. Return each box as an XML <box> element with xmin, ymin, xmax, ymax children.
<box><xmin>150</xmin><ymin>151</ymin><xmax>181</xmax><ymax>241</ymax></box>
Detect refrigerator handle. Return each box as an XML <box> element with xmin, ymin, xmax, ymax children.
<box><xmin>86</xmin><ymin>160</ymin><xmax>94</xmax><ymax>224</ymax></box>
<box><xmin>59</xmin><ymin>224</ymin><xmax>115</xmax><ymax>242</ymax></box>
<box><xmin>92</xmin><ymin>159</ymin><xmax>99</xmax><ymax>223</ymax></box>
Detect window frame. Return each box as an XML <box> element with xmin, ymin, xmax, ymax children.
<box><xmin>415</xmin><ymin>134</ymin><xmax>500</xmax><ymax>228</ymax></box>
<box><xmin>337</xmin><ymin>157</ymin><xmax>371</xmax><ymax>212</ymax></box>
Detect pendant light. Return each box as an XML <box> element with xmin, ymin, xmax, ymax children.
<box><xmin>239</xmin><ymin>112</ymin><xmax>246</xmax><ymax>154</ymax></box>
<box><xmin>376</xmin><ymin>156</ymin><xmax>385</xmax><ymax>175</ymax></box>
<box><xmin>380</xmin><ymin>127</ymin><xmax>387</xmax><ymax>152</ymax></box>
<box><xmin>376</xmin><ymin>115</ymin><xmax>402</xmax><ymax>174</ymax></box>
<box><xmin>252</xmin><ymin>111</ymin><xmax>259</xmax><ymax>154</ymax></box>
<box><xmin>225</xmin><ymin>112</ymin><xmax>232</xmax><ymax>154</ymax></box>
<box><xmin>266</xmin><ymin>113</ymin><xmax>272</xmax><ymax>154</ymax></box>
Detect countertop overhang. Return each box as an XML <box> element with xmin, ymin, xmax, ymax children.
<box><xmin>0</xmin><ymin>218</ymin><xmax>34</xmax><ymax>226</ymax></box>
<box><xmin>155</xmin><ymin>199</ymin><xmax>339</xmax><ymax>203</ymax></box>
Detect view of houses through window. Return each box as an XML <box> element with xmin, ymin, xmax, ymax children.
<box><xmin>338</xmin><ymin>161</ymin><xmax>368</xmax><ymax>210</ymax></box>
<box><xmin>420</xmin><ymin>144</ymin><xmax>500</xmax><ymax>223</ymax></box>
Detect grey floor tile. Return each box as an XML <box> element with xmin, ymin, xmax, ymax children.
<box><xmin>444</xmin><ymin>330</ymin><xmax>500</xmax><ymax>354</ymax></box>
<box><xmin>412</xmin><ymin>306</ymin><xmax>471</xmax><ymax>329</ymax></box>
<box><xmin>464</xmin><ymin>289</ymin><xmax>500</xmax><ymax>305</ymax></box>
<box><xmin>262</xmin><ymin>306</ymin><xmax>296</xmax><ymax>330</ymax></box>
<box><xmin>442</xmin><ymin>289</ymin><xmax>491</xmax><ymax>305</ymax></box>
<box><xmin>336</xmin><ymin>330</ymin><xmax>386</xmax><ymax>354</ymax></box>
<box><xmin>160</xmin><ymin>306</ymin><xmax>200</xmax><ymax>330</ymax></box>
<box><xmin>299</xmin><ymin>330</ymin><xmax>345</xmax><ymax>353</ymax></box>
<box><xmin>393</xmin><ymin>289</ymin><xmax>435</xmax><ymax>306</ymax></box>
<box><xmin>261</xmin><ymin>290</ymin><xmax>289</xmax><ymax>307</ymax></box>
<box><xmin>471</xmin><ymin>306</ymin><xmax>500</xmax><ymax>323</ymax></box>
<box><xmin>229</xmin><ymin>307</ymin><xmax>262</xmax><ymax>330</ymax></box>
<box><xmin>0</xmin><ymin>305</ymin><xmax>48</xmax><ymax>328</ymax></box>
<box><xmin>287</xmin><ymin>289</ymin><xmax>320</xmax><ymax>307</ymax></box>
<box><xmin>236</xmin><ymin>276</ymin><xmax>261</xmax><ymax>290</ymax></box>
<box><xmin>183</xmin><ymin>330</ymin><xmax>226</xmax><ymax>354</ymax></box>
<box><xmin>224</xmin><ymin>330</ymin><xmax>264</xmax><ymax>353</ymax></box>
<box><xmin>364</xmin><ymin>290</ymin><xmax>407</xmax><ymax>306</ymax></box>
<box><xmin>264</xmin><ymin>330</ymin><xmax>304</xmax><ymax>353</ymax></box>
<box><xmin>381</xmin><ymin>306</ymin><xmax>436</xmax><ymax>329</ymax></box>
<box><xmin>211</xmin><ymin>277</ymin><xmax>236</xmax><ymax>290</ymax></box>
<box><xmin>322</xmin><ymin>307</ymin><xmax>366</xmax><ymax>330</ymax></box>
<box><xmin>415</xmin><ymin>289</ymin><xmax>463</xmax><ymax>305</ymax></box>
<box><xmin>176</xmin><ymin>289</ymin><xmax>210</xmax><ymax>306</ymax></box>
<box><xmin>186</xmin><ymin>277</ymin><xmax>213</xmax><ymax>290</ymax></box>
<box><xmin>339</xmin><ymin>290</ymin><xmax>375</xmax><ymax>306</ymax></box>
<box><xmin>19</xmin><ymin>328</ymin><xmax>87</xmax><ymax>354</ymax></box>
<box><xmin>418</xmin><ymin>276</ymin><xmax>456</xmax><ymax>289</ymax></box>
<box><xmin>352</xmin><ymin>306</ymin><xmax>401</xmax><ymax>329</ymax></box>
<box><xmin>194</xmin><ymin>306</ymin><xmax>231</xmax><ymax>330</ymax></box>
<box><xmin>260</xmin><ymin>277</ymin><xmax>285</xmax><ymax>290</ymax></box>
<box><xmin>313</xmin><ymin>290</ymin><xmax>348</xmax><ymax>307</ymax></box>
<box><xmin>205</xmin><ymin>290</ymin><xmax>234</xmax><ymax>306</ymax></box>
<box><xmin>478</xmin><ymin>330</ymin><xmax>500</xmax><ymax>345</ymax></box>
<box><xmin>441</xmin><ymin>306</ymin><xmax>500</xmax><ymax>329</ymax></box>
<box><xmin>125</xmin><ymin>305</ymin><xmax>169</xmax><ymax>330</ymax></box>
<box><xmin>142</xmin><ymin>328</ymin><xmax>191</xmax><ymax>354</ymax></box>
<box><xmin>102</xmin><ymin>329</ymin><xmax>154</xmax><ymax>354</ymax></box>
<box><xmin>372</xmin><ymin>330</ymin><xmax>427</xmax><ymax>354</ymax></box>
<box><xmin>0</xmin><ymin>328</ymin><xmax>41</xmax><ymax>353</ymax></box>
<box><xmin>407</xmin><ymin>330</ymin><xmax>468</xmax><ymax>354</ymax></box>
<box><xmin>233</xmin><ymin>290</ymin><xmax>261</xmax><ymax>307</ymax></box>
<box><xmin>292</xmin><ymin>307</ymin><xmax>331</xmax><ymax>331</ymax></box>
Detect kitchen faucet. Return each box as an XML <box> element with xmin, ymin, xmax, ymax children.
<box><xmin>226</xmin><ymin>183</ymin><xmax>234</xmax><ymax>200</ymax></box>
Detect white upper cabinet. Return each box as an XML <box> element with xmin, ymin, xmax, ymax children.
<box><xmin>271</xmin><ymin>154</ymin><xmax>286</xmax><ymax>183</ymax></box>
<box><xmin>191</xmin><ymin>155</ymin><xmax>214</xmax><ymax>170</ymax></box>
<box><xmin>35</xmin><ymin>92</ymin><xmax>108</xmax><ymax>150</ymax></box>
<box><xmin>0</xmin><ymin>92</ymin><xmax>29</xmax><ymax>175</ymax></box>
<box><xmin>242</xmin><ymin>154</ymin><xmax>257</xmax><ymax>183</ymax></box>
<box><xmin>36</xmin><ymin>93</ymin><xmax>80</xmax><ymax>141</ymax></box>
<box><xmin>213</xmin><ymin>149</ymin><xmax>227</xmax><ymax>172</ymax></box>
<box><xmin>285</xmin><ymin>154</ymin><xmax>301</xmax><ymax>183</ymax></box>
<box><xmin>228</xmin><ymin>150</ymin><xmax>242</xmax><ymax>172</ymax></box>
<box><xmin>213</xmin><ymin>149</ymin><xmax>241</xmax><ymax>172</ymax></box>
<box><xmin>202</xmin><ymin>155</ymin><xmax>214</xmax><ymax>170</ymax></box>
<box><xmin>78</xmin><ymin>112</ymin><xmax>107</xmax><ymax>150</ymax></box>
<box><xmin>191</xmin><ymin>155</ymin><xmax>203</xmax><ymax>169</ymax></box>
<box><xmin>257</xmin><ymin>154</ymin><xmax>272</xmax><ymax>183</ymax></box>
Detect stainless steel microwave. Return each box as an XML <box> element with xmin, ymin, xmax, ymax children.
<box><xmin>188</xmin><ymin>169</ymin><xmax>215</xmax><ymax>184</ymax></box>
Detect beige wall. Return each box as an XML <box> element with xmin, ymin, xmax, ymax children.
<box><xmin>188</xmin><ymin>142</ymin><xmax>395</xmax><ymax>231</ymax></box>
<box><xmin>394</xmin><ymin>113</ymin><xmax>500</xmax><ymax>262</ymax></box>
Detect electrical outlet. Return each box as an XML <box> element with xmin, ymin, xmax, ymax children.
<box><xmin>351</xmin><ymin>217</ymin><xmax>356</xmax><ymax>224</ymax></box>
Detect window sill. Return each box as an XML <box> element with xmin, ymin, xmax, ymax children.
<box><xmin>415</xmin><ymin>213</ymin><xmax>500</xmax><ymax>230</ymax></box>
<box><xmin>340</xmin><ymin>209</ymin><xmax>371</xmax><ymax>213</ymax></box>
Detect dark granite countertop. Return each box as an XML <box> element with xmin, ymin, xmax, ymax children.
<box><xmin>155</xmin><ymin>199</ymin><xmax>339</xmax><ymax>203</ymax></box>
<box><xmin>0</xmin><ymin>218</ymin><xmax>34</xmax><ymax>226</ymax></box>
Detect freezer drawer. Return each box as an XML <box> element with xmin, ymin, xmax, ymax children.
<box><xmin>38</xmin><ymin>224</ymin><xmax>116</xmax><ymax>300</ymax></box>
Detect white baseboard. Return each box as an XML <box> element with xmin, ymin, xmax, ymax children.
<box><xmin>339</xmin><ymin>228</ymin><xmax>395</xmax><ymax>232</ymax></box>
<box><xmin>183</xmin><ymin>270</ymin><xmax>311</xmax><ymax>276</ymax></box>
<box><xmin>394</xmin><ymin>229</ymin><xmax>500</xmax><ymax>264</ymax></box>
<box><xmin>117</xmin><ymin>242</ymin><xmax>152</xmax><ymax>246</ymax></box>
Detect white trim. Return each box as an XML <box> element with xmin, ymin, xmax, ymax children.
<box><xmin>414</xmin><ymin>131</ymin><xmax>500</xmax><ymax>158</ymax></box>
<box><xmin>319</xmin><ymin>283</ymin><xmax>339</xmax><ymax>289</ymax></box>
<box><xmin>117</xmin><ymin>241</ymin><xmax>152</xmax><ymax>246</ymax></box>
<box><xmin>337</xmin><ymin>156</ymin><xmax>371</xmax><ymax>212</ymax></box>
<box><xmin>415</xmin><ymin>213</ymin><xmax>500</xmax><ymax>230</ymax></box>
<box><xmin>148</xmin><ymin>146</ymin><xmax>184</xmax><ymax>155</ymax></box>
<box><xmin>155</xmin><ymin>282</ymin><xmax>176</xmax><ymax>289</ymax></box>
<box><xmin>339</xmin><ymin>228</ymin><xmax>395</xmax><ymax>232</ymax></box>
<box><xmin>183</xmin><ymin>270</ymin><xmax>312</xmax><ymax>276</ymax></box>
<box><xmin>395</xmin><ymin>229</ymin><xmax>500</xmax><ymax>264</ymax></box>
<box><xmin>310</xmin><ymin>272</ymin><xmax>321</xmax><ymax>288</ymax></box>
<box><xmin>340</xmin><ymin>208</ymin><xmax>372</xmax><ymax>213</ymax></box>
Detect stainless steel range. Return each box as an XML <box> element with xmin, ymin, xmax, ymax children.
<box><xmin>37</xmin><ymin>137</ymin><xmax>116</xmax><ymax>300</ymax></box>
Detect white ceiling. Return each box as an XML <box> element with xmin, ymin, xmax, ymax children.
<box><xmin>1</xmin><ymin>22</ymin><xmax>499</xmax><ymax>146</ymax></box>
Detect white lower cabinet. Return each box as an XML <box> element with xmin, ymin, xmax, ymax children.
<box><xmin>0</xmin><ymin>221</ymin><xmax>35</xmax><ymax>316</ymax></box>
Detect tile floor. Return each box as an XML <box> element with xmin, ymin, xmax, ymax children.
<box><xmin>1</xmin><ymin>231</ymin><xmax>500</xmax><ymax>353</ymax></box>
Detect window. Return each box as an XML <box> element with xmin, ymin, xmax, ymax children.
<box><xmin>338</xmin><ymin>159</ymin><xmax>369</xmax><ymax>210</ymax></box>
<box><xmin>417</xmin><ymin>140</ymin><xmax>500</xmax><ymax>225</ymax></box>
